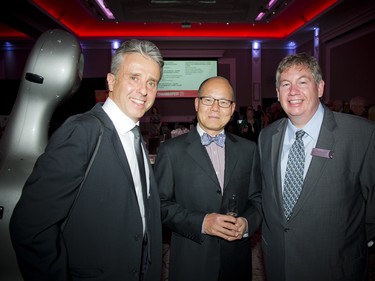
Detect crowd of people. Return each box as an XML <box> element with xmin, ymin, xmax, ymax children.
<box><xmin>8</xmin><ymin>38</ymin><xmax>375</xmax><ymax>281</ymax></box>
<box><xmin>326</xmin><ymin>96</ymin><xmax>375</xmax><ymax>121</ymax></box>
<box><xmin>227</xmin><ymin>102</ymin><xmax>286</xmax><ymax>144</ymax></box>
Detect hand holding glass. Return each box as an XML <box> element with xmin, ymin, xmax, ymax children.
<box><xmin>226</xmin><ymin>194</ymin><xmax>238</xmax><ymax>217</ymax></box>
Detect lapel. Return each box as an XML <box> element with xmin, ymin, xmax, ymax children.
<box><xmin>186</xmin><ymin>128</ymin><xmax>221</xmax><ymax>188</ymax></box>
<box><xmin>141</xmin><ymin>138</ymin><xmax>154</xmax><ymax>199</ymax></box>
<box><xmin>289</xmin><ymin>106</ymin><xmax>337</xmax><ymax>220</ymax></box>
<box><xmin>110</xmin><ymin>128</ymin><xmax>134</xmax><ymax>179</ymax></box>
<box><xmin>272</xmin><ymin>119</ymin><xmax>288</xmax><ymax>213</ymax></box>
<box><xmin>223</xmin><ymin>133</ymin><xmax>239</xmax><ymax>191</ymax></box>
<box><xmin>91</xmin><ymin>104</ymin><xmax>138</xmax><ymax>195</ymax></box>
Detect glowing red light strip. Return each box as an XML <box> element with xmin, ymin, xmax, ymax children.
<box><xmin>2</xmin><ymin>0</ymin><xmax>338</xmax><ymax>39</ymax></box>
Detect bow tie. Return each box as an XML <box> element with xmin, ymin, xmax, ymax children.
<box><xmin>201</xmin><ymin>133</ymin><xmax>225</xmax><ymax>147</ymax></box>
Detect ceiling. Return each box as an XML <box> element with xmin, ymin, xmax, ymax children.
<box><xmin>103</xmin><ymin>0</ymin><xmax>270</xmax><ymax>23</ymax></box>
<box><xmin>0</xmin><ymin>0</ymin><xmax>374</xmax><ymax>49</ymax></box>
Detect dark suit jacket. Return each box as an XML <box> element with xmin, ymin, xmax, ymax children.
<box><xmin>10</xmin><ymin>104</ymin><xmax>162</xmax><ymax>281</ymax></box>
<box><xmin>154</xmin><ymin>127</ymin><xmax>262</xmax><ymax>281</ymax></box>
<box><xmin>258</xmin><ymin>105</ymin><xmax>375</xmax><ymax>281</ymax></box>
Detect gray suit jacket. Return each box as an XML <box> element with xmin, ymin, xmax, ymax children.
<box><xmin>154</xmin><ymin>127</ymin><xmax>262</xmax><ymax>281</ymax></box>
<box><xmin>258</xmin><ymin>105</ymin><xmax>375</xmax><ymax>281</ymax></box>
<box><xmin>10</xmin><ymin>104</ymin><xmax>162</xmax><ymax>281</ymax></box>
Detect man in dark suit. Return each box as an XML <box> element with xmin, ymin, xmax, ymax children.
<box><xmin>258</xmin><ymin>53</ymin><xmax>375</xmax><ymax>281</ymax></box>
<box><xmin>154</xmin><ymin>76</ymin><xmax>262</xmax><ymax>281</ymax></box>
<box><xmin>10</xmin><ymin>39</ymin><xmax>164</xmax><ymax>281</ymax></box>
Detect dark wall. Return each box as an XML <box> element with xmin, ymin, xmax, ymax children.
<box><xmin>82</xmin><ymin>48</ymin><xmax>111</xmax><ymax>78</ymax></box>
<box><xmin>0</xmin><ymin>48</ymin><xmax>31</xmax><ymax>115</ymax></box>
<box><xmin>328</xmin><ymin>29</ymin><xmax>375</xmax><ymax>104</ymax></box>
<box><xmin>0</xmin><ymin>79</ymin><xmax>20</xmax><ymax>115</ymax></box>
<box><xmin>224</xmin><ymin>49</ymin><xmax>252</xmax><ymax>108</ymax></box>
<box><xmin>261</xmin><ymin>48</ymin><xmax>289</xmax><ymax>100</ymax></box>
<box><xmin>296</xmin><ymin>22</ymin><xmax>375</xmax><ymax>105</ymax></box>
<box><xmin>48</xmin><ymin>77</ymin><xmax>105</xmax><ymax>136</ymax></box>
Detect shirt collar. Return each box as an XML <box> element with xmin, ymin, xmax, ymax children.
<box><xmin>196</xmin><ymin>123</ymin><xmax>225</xmax><ymax>137</ymax></box>
<box><xmin>102</xmin><ymin>97</ymin><xmax>138</xmax><ymax>134</ymax></box>
<box><xmin>286</xmin><ymin>102</ymin><xmax>324</xmax><ymax>142</ymax></box>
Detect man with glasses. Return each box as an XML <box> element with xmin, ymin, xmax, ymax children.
<box><xmin>154</xmin><ymin>76</ymin><xmax>262</xmax><ymax>281</ymax></box>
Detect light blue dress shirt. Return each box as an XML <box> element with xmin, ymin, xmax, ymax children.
<box><xmin>281</xmin><ymin>103</ymin><xmax>324</xmax><ymax>192</ymax></box>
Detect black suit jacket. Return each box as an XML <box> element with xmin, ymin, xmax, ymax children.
<box><xmin>154</xmin><ymin>127</ymin><xmax>262</xmax><ymax>281</ymax></box>
<box><xmin>10</xmin><ymin>104</ymin><xmax>162</xmax><ymax>281</ymax></box>
<box><xmin>258</xmin><ymin>105</ymin><xmax>375</xmax><ymax>281</ymax></box>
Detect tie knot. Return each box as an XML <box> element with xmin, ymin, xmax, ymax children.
<box><xmin>295</xmin><ymin>130</ymin><xmax>305</xmax><ymax>140</ymax></box>
<box><xmin>131</xmin><ymin>125</ymin><xmax>141</xmax><ymax>139</ymax></box>
<box><xmin>201</xmin><ymin>133</ymin><xmax>225</xmax><ymax>147</ymax></box>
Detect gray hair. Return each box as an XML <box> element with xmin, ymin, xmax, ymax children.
<box><xmin>111</xmin><ymin>39</ymin><xmax>164</xmax><ymax>80</ymax></box>
<box><xmin>275</xmin><ymin>53</ymin><xmax>322</xmax><ymax>88</ymax></box>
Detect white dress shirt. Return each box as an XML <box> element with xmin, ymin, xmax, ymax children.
<box><xmin>102</xmin><ymin>98</ymin><xmax>149</xmax><ymax>233</ymax></box>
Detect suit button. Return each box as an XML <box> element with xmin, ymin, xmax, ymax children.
<box><xmin>134</xmin><ymin>234</ymin><xmax>142</xmax><ymax>241</ymax></box>
<box><xmin>216</xmin><ymin>190</ymin><xmax>221</xmax><ymax>194</ymax></box>
<box><xmin>131</xmin><ymin>269</ymin><xmax>139</xmax><ymax>277</ymax></box>
<box><xmin>284</xmin><ymin>228</ymin><xmax>290</xmax><ymax>232</ymax></box>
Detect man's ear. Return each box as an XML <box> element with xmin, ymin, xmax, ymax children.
<box><xmin>318</xmin><ymin>80</ymin><xmax>325</xmax><ymax>98</ymax></box>
<box><xmin>231</xmin><ymin>102</ymin><xmax>236</xmax><ymax>115</ymax></box>
<box><xmin>107</xmin><ymin>73</ymin><xmax>115</xmax><ymax>92</ymax></box>
<box><xmin>194</xmin><ymin>97</ymin><xmax>199</xmax><ymax>112</ymax></box>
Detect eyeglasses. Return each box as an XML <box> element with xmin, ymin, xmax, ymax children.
<box><xmin>199</xmin><ymin>96</ymin><xmax>233</xmax><ymax>108</ymax></box>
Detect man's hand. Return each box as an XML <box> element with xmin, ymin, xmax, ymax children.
<box><xmin>203</xmin><ymin>213</ymin><xmax>248</xmax><ymax>241</ymax></box>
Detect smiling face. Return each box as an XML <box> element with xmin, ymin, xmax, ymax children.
<box><xmin>277</xmin><ymin>64</ymin><xmax>324</xmax><ymax>128</ymax></box>
<box><xmin>107</xmin><ymin>52</ymin><xmax>161</xmax><ymax>122</ymax></box>
<box><xmin>195</xmin><ymin>77</ymin><xmax>235</xmax><ymax>136</ymax></box>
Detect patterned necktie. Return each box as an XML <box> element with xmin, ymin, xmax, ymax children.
<box><xmin>283</xmin><ymin>130</ymin><xmax>306</xmax><ymax>220</ymax></box>
<box><xmin>201</xmin><ymin>133</ymin><xmax>225</xmax><ymax>147</ymax></box>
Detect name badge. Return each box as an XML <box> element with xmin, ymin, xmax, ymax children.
<box><xmin>311</xmin><ymin>148</ymin><xmax>334</xmax><ymax>159</ymax></box>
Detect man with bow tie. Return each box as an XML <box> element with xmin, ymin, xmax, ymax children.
<box><xmin>154</xmin><ymin>76</ymin><xmax>262</xmax><ymax>281</ymax></box>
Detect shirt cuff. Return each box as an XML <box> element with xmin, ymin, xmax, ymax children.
<box><xmin>242</xmin><ymin>217</ymin><xmax>249</xmax><ymax>237</ymax></box>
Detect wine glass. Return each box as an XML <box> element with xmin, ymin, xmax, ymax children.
<box><xmin>226</xmin><ymin>194</ymin><xmax>238</xmax><ymax>217</ymax></box>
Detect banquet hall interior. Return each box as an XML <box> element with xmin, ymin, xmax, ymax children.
<box><xmin>1</xmin><ymin>0</ymin><xmax>375</xmax><ymax>280</ymax></box>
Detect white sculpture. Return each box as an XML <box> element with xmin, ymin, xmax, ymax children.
<box><xmin>0</xmin><ymin>29</ymin><xmax>84</xmax><ymax>281</ymax></box>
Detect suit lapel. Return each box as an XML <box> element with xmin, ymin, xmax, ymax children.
<box><xmin>186</xmin><ymin>129</ymin><xmax>221</xmax><ymax>188</ymax></box>
<box><xmin>223</xmin><ymin>133</ymin><xmax>239</xmax><ymax>191</ymax></box>
<box><xmin>91</xmin><ymin>105</ymin><xmax>145</xmax><ymax>199</ymax></box>
<box><xmin>91</xmin><ymin>105</ymin><xmax>134</xmax><ymax>181</ymax></box>
<box><xmin>141</xmin><ymin>139</ymin><xmax>154</xmax><ymax>199</ymax></box>
<box><xmin>272</xmin><ymin>121</ymin><xmax>287</xmax><ymax>214</ymax></box>
<box><xmin>111</xmin><ymin>131</ymin><xmax>133</xmax><ymax>178</ymax></box>
<box><xmin>290</xmin><ymin>107</ymin><xmax>337</xmax><ymax>219</ymax></box>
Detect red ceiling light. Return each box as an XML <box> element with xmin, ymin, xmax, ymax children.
<box><xmin>6</xmin><ymin>0</ymin><xmax>339</xmax><ymax>39</ymax></box>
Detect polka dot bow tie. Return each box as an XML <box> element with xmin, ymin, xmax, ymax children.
<box><xmin>201</xmin><ymin>133</ymin><xmax>225</xmax><ymax>147</ymax></box>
